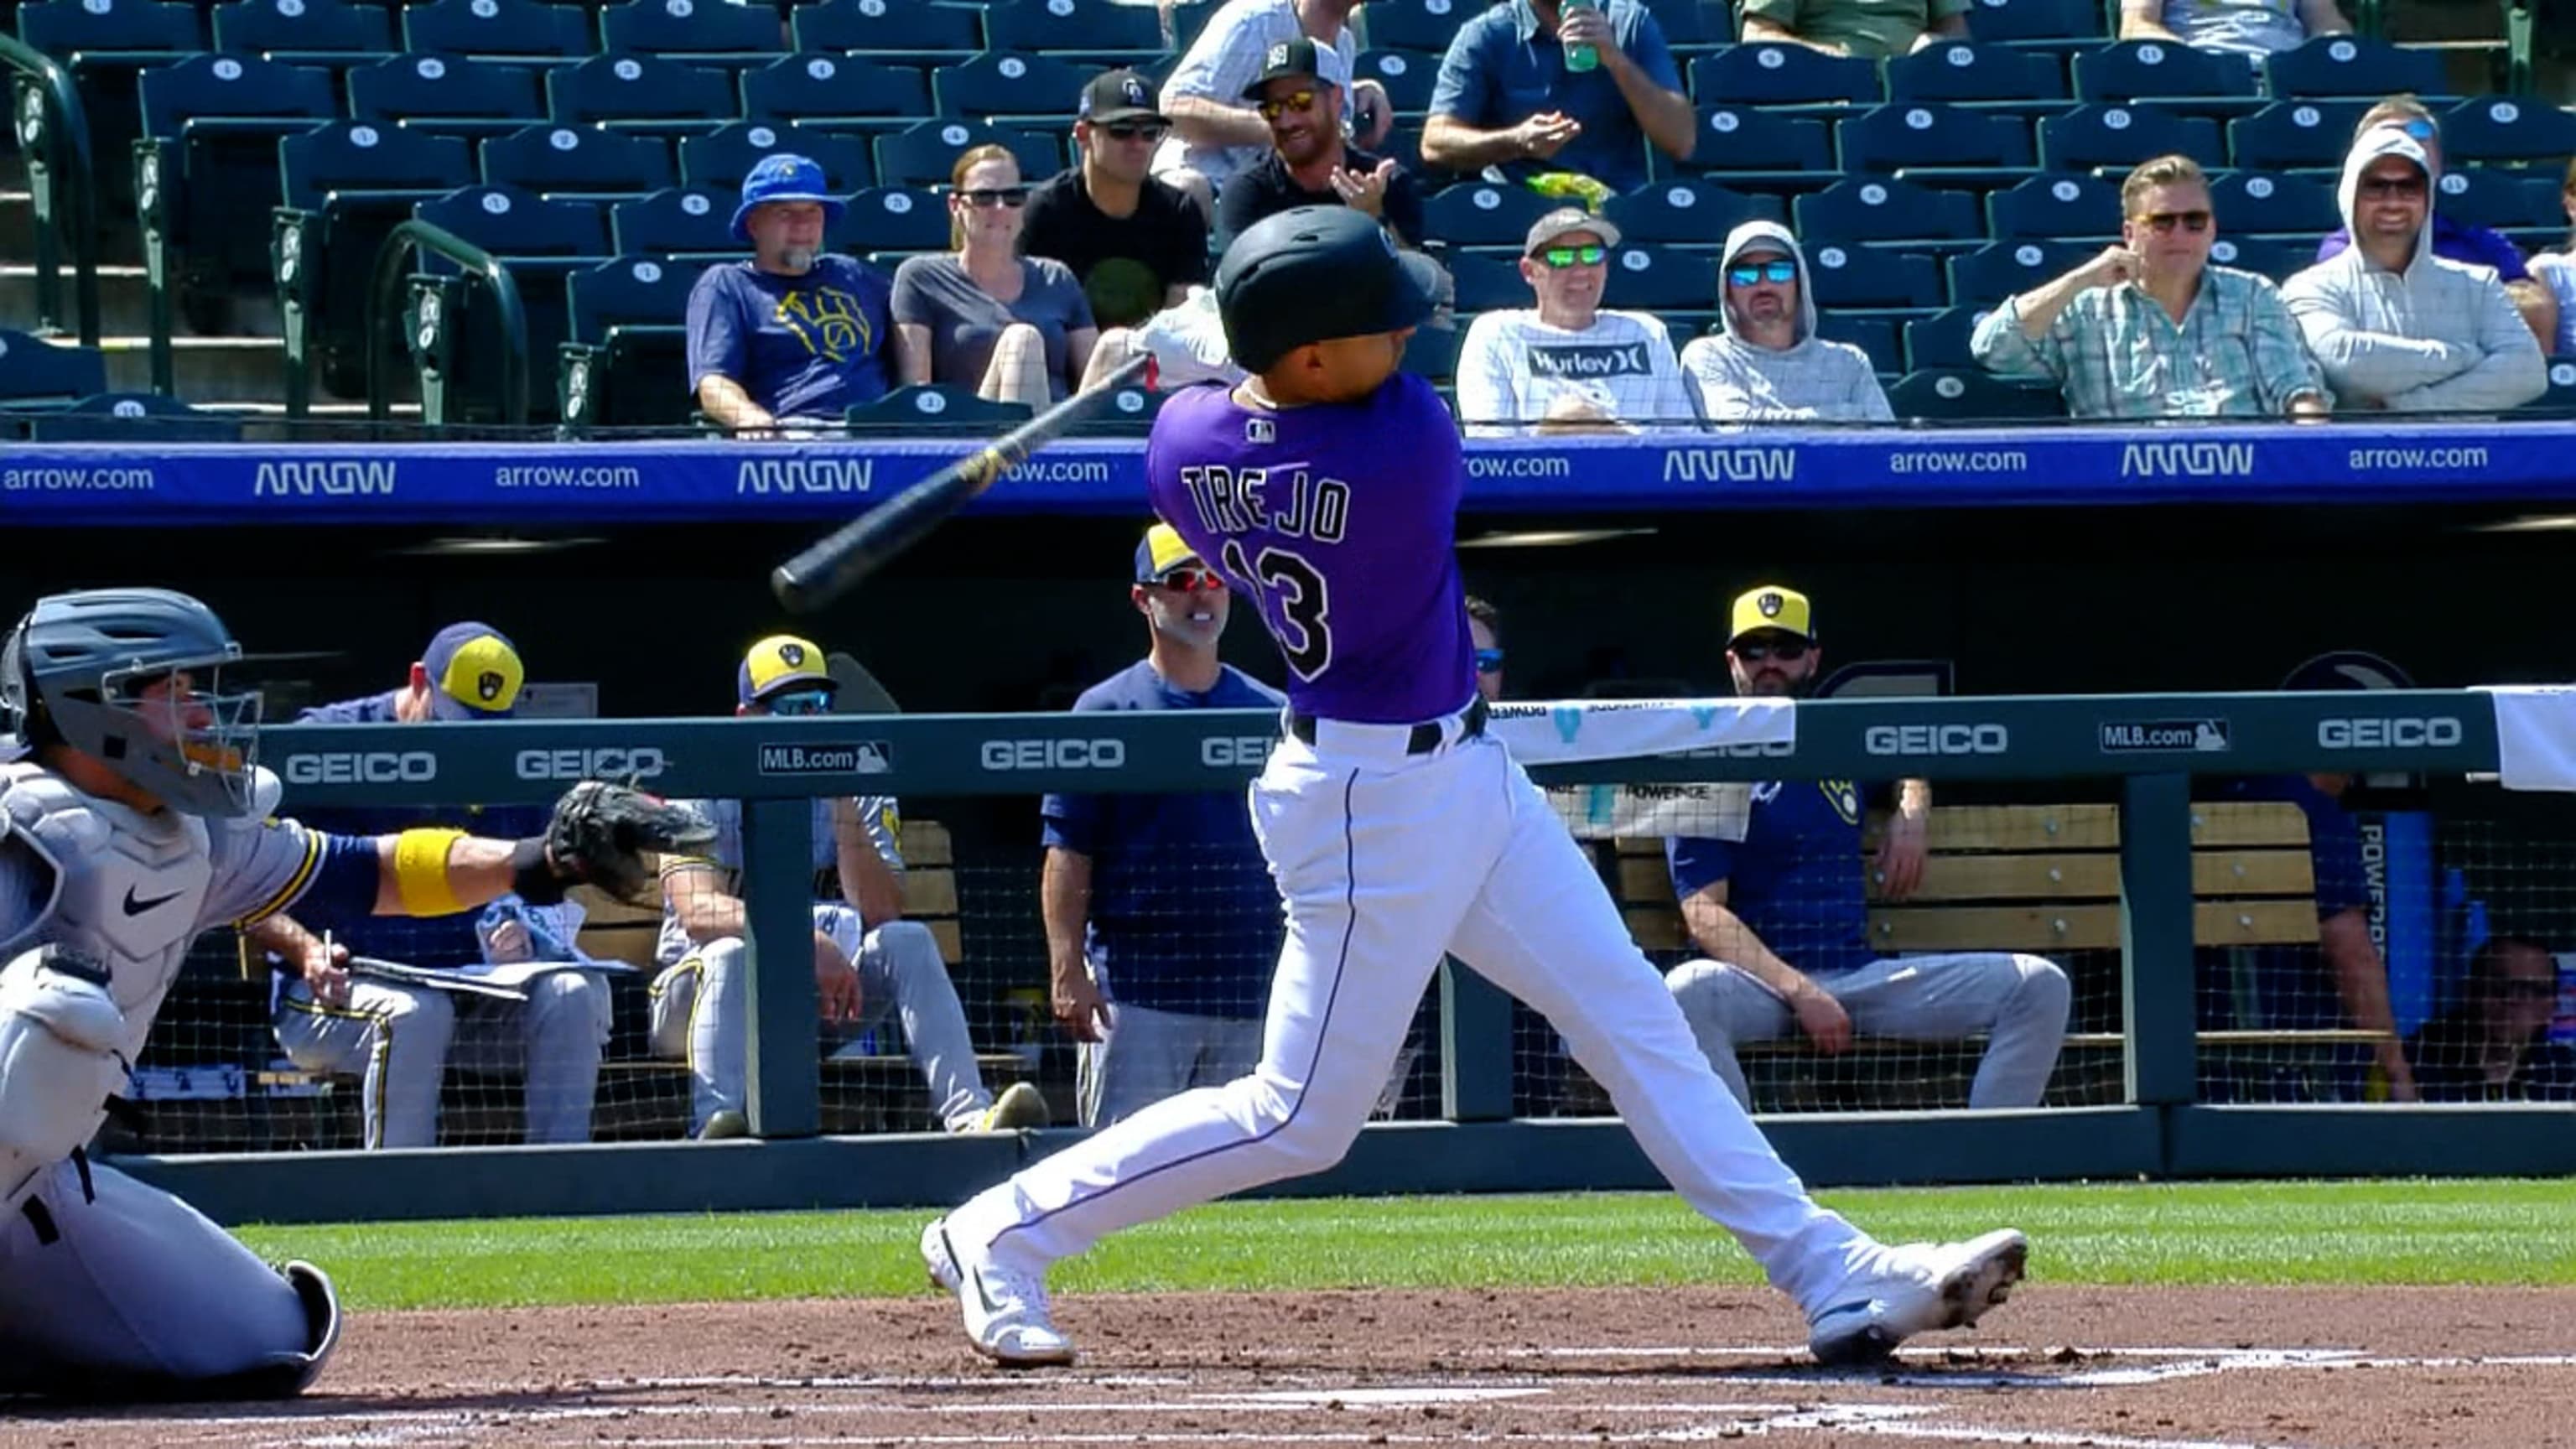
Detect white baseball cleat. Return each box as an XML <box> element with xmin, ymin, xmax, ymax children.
<box><xmin>920</xmin><ymin>1218</ymin><xmax>1077</xmax><ymax>1368</ymax></box>
<box><xmin>1806</xmin><ymin>1228</ymin><xmax>2028</xmax><ymax>1367</ymax></box>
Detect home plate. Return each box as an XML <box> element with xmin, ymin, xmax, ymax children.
<box><xmin>1218</xmin><ymin>1386</ymin><xmax>1550</xmax><ymax>1406</ymax></box>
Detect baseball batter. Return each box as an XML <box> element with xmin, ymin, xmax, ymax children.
<box><xmin>0</xmin><ymin>588</ymin><xmax>695</xmax><ymax>1399</ymax></box>
<box><xmin>922</xmin><ymin>206</ymin><xmax>2028</xmax><ymax>1369</ymax></box>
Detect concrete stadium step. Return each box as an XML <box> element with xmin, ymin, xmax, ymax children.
<box><xmin>0</xmin><ymin>262</ymin><xmax>153</xmax><ymax>336</ymax></box>
<box><xmin>99</xmin><ymin>335</ymin><xmax>290</xmax><ymax>406</ymax></box>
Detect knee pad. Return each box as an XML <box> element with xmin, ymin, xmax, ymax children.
<box><xmin>0</xmin><ymin>947</ymin><xmax>129</xmax><ymax>1210</ymax></box>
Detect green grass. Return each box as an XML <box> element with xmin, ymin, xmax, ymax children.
<box><xmin>227</xmin><ymin>1180</ymin><xmax>2576</xmax><ymax>1311</ymax></box>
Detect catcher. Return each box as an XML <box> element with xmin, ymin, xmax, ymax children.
<box><xmin>0</xmin><ymin>587</ymin><xmax>707</xmax><ymax>1402</ymax></box>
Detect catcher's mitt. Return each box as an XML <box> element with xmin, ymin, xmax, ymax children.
<box><xmin>535</xmin><ymin>781</ymin><xmax>714</xmax><ymax>904</ymax></box>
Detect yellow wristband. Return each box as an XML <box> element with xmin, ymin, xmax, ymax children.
<box><xmin>391</xmin><ymin>828</ymin><xmax>469</xmax><ymax>917</ymax></box>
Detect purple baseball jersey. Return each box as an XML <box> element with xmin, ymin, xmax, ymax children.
<box><xmin>1145</xmin><ymin>371</ymin><xmax>1476</xmax><ymax>725</ymax></box>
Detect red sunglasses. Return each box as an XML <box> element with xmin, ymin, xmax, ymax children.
<box><xmin>1154</xmin><ymin>566</ymin><xmax>1226</xmax><ymax>593</ymax></box>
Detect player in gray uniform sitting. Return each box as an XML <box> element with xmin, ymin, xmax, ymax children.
<box><xmin>649</xmin><ymin>635</ymin><xmax>1046</xmax><ymax>1138</ymax></box>
<box><xmin>0</xmin><ymin>588</ymin><xmax>691</xmax><ymax>1400</ymax></box>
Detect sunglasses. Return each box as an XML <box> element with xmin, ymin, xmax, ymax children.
<box><xmin>761</xmin><ymin>688</ymin><xmax>835</xmax><ymax>716</ymax></box>
<box><xmin>2359</xmin><ymin>175</ymin><xmax>2427</xmax><ymax>199</ymax></box>
<box><xmin>1154</xmin><ymin>566</ymin><xmax>1225</xmax><ymax>593</ymax></box>
<box><xmin>1258</xmin><ymin>89</ymin><xmax>1321</xmax><ymax>119</ymax></box>
<box><xmin>2135</xmin><ymin>209</ymin><xmax>2212</xmax><ymax>233</ymax></box>
<box><xmin>1098</xmin><ymin>120</ymin><xmax>1170</xmax><ymax>143</ymax></box>
<box><xmin>1474</xmin><ymin>647</ymin><xmax>1505</xmax><ymax>674</ymax></box>
<box><xmin>1727</xmin><ymin>259</ymin><xmax>1799</xmax><ymax>287</ymax></box>
<box><xmin>2399</xmin><ymin>117</ymin><xmax>2438</xmax><ymax>141</ymax></box>
<box><xmin>1536</xmin><ymin>243</ymin><xmax>1607</xmax><ymax>269</ymax></box>
<box><xmin>958</xmin><ymin>185</ymin><xmax>1031</xmax><ymax>208</ymax></box>
<box><xmin>1732</xmin><ymin>636</ymin><xmax>1810</xmax><ymax>663</ymax></box>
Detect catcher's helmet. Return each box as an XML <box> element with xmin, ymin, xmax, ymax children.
<box><xmin>1215</xmin><ymin>205</ymin><xmax>1441</xmax><ymax>372</ymax></box>
<box><xmin>1</xmin><ymin>588</ymin><xmax>265</xmax><ymax>818</ymax></box>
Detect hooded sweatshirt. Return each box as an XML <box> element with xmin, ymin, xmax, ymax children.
<box><xmin>1678</xmin><ymin>221</ymin><xmax>1893</xmax><ymax>423</ymax></box>
<box><xmin>2279</xmin><ymin>131</ymin><xmax>2545</xmax><ymax>413</ymax></box>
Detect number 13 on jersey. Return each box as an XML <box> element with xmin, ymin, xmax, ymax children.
<box><xmin>1176</xmin><ymin>464</ymin><xmax>1351</xmax><ymax>683</ymax></box>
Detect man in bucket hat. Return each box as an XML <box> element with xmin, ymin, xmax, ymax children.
<box><xmin>687</xmin><ymin>153</ymin><xmax>909</xmax><ymax>434</ymax></box>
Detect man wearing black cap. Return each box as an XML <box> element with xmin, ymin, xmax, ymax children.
<box><xmin>1218</xmin><ymin>36</ymin><xmax>1426</xmax><ymax>249</ymax></box>
<box><xmin>1022</xmin><ymin>70</ymin><xmax>1212</xmax><ymax>332</ymax></box>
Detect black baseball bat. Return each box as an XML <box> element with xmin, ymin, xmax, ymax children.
<box><xmin>771</xmin><ymin>353</ymin><xmax>1156</xmax><ymax>614</ymax></box>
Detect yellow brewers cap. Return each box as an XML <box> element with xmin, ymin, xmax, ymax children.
<box><xmin>1728</xmin><ymin>585</ymin><xmax>1814</xmax><ymax>644</ymax></box>
<box><xmin>738</xmin><ymin>633</ymin><xmax>834</xmax><ymax>705</ymax></box>
<box><xmin>422</xmin><ymin>622</ymin><xmax>523</xmax><ymax>719</ymax></box>
<box><xmin>1134</xmin><ymin>522</ymin><xmax>1200</xmax><ymax>583</ymax></box>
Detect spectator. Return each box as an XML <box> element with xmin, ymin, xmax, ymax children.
<box><xmin>2282</xmin><ymin>129</ymin><xmax>2546</xmax><ymax>413</ymax></box>
<box><xmin>1152</xmin><ymin>0</ymin><xmax>1389</xmax><ymax>218</ymax></box>
<box><xmin>652</xmin><ymin>636</ymin><xmax>1048</xmax><ymax>1139</ymax></box>
<box><xmin>1021</xmin><ymin>70</ymin><xmax>1211</xmax><ymax>331</ymax></box>
<box><xmin>1423</xmin><ymin>0</ymin><xmax>1694</xmax><ymax>195</ymax></box>
<box><xmin>2314</xmin><ymin>99</ymin><xmax>2559</xmax><ymax>351</ymax></box>
<box><xmin>893</xmin><ymin>147</ymin><xmax>1117</xmax><ymax>407</ymax></box>
<box><xmin>1661</xmin><ymin>585</ymin><xmax>2071</xmax><ymax>1112</ymax></box>
<box><xmin>2407</xmin><ymin>937</ymin><xmax>2576</xmax><ymax>1102</ymax></box>
<box><xmin>2529</xmin><ymin>158</ymin><xmax>2576</xmax><ymax>356</ymax></box>
<box><xmin>255</xmin><ymin>624</ymin><xmax>610</xmax><ymax>1150</ymax></box>
<box><xmin>1682</xmin><ymin>219</ymin><xmax>1894</xmax><ymax>422</ymax></box>
<box><xmin>1973</xmin><ymin>154</ymin><xmax>2328</xmax><ymax>419</ymax></box>
<box><xmin>1742</xmin><ymin>0</ymin><xmax>1970</xmax><ymax>61</ymax></box>
<box><xmin>1455</xmin><ymin>209</ymin><xmax>1697</xmax><ymax>435</ymax></box>
<box><xmin>2117</xmin><ymin>0</ymin><xmax>2347</xmax><ymax>56</ymax></box>
<box><xmin>687</xmin><ymin>153</ymin><xmax>904</xmax><ymax>434</ymax></box>
<box><xmin>1041</xmin><ymin>526</ymin><xmax>1285</xmax><ymax>1128</ymax></box>
<box><xmin>1467</xmin><ymin>594</ymin><xmax>1505</xmax><ymax>704</ymax></box>
<box><xmin>1219</xmin><ymin>37</ymin><xmax>1429</xmax><ymax>247</ymax></box>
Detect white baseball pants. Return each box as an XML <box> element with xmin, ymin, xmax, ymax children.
<box><xmin>1666</xmin><ymin>953</ymin><xmax>2072</xmax><ymax>1109</ymax></box>
<box><xmin>948</xmin><ymin>720</ymin><xmax>1871</xmax><ymax>1314</ymax></box>
<box><xmin>274</xmin><ymin>970</ymin><xmax>610</xmax><ymax>1148</ymax></box>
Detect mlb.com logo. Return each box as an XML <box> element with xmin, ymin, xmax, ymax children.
<box><xmin>2118</xmin><ymin>442</ymin><xmax>2256</xmax><ymax>479</ymax></box>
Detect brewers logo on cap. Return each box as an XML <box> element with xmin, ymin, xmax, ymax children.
<box><xmin>739</xmin><ymin>633</ymin><xmax>836</xmax><ymax>705</ymax></box>
<box><xmin>1758</xmin><ymin>592</ymin><xmax>1784</xmax><ymax>618</ymax></box>
<box><xmin>1728</xmin><ymin>584</ymin><xmax>1814</xmax><ymax>643</ymax></box>
<box><xmin>423</xmin><ymin>622</ymin><xmax>524</xmax><ymax>720</ymax></box>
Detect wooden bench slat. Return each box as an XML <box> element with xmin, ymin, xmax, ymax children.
<box><xmin>1621</xmin><ymin>847</ymin><xmax>2314</xmax><ymax>911</ymax></box>
<box><xmin>903</xmin><ymin>868</ymin><xmax>959</xmax><ymax>917</ymax></box>
<box><xmin>901</xmin><ymin>819</ymin><xmax>953</xmax><ymax>869</ymax></box>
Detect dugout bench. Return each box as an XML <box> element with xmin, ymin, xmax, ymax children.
<box><xmin>1592</xmin><ymin>801</ymin><xmax>2392</xmax><ymax>1112</ymax></box>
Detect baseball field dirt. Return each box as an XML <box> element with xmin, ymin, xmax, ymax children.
<box><xmin>15</xmin><ymin>1283</ymin><xmax>2574</xmax><ymax>1447</ymax></box>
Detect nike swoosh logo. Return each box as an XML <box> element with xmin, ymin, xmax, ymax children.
<box><xmin>123</xmin><ymin>886</ymin><xmax>184</xmax><ymax>916</ymax></box>
<box><xmin>951</xmin><ymin>1230</ymin><xmax>1006</xmax><ymax>1318</ymax></box>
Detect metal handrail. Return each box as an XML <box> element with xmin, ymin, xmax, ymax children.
<box><xmin>0</xmin><ymin>34</ymin><xmax>102</xmax><ymax>346</ymax></box>
<box><xmin>365</xmin><ymin>218</ymin><xmax>529</xmax><ymax>428</ymax></box>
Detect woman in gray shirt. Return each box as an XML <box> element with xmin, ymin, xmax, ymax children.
<box><xmin>894</xmin><ymin>146</ymin><xmax>1104</xmax><ymax>406</ymax></box>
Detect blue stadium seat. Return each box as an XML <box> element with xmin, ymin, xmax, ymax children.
<box><xmin>20</xmin><ymin>392</ymin><xmax>242</xmax><ymax>441</ymax></box>
<box><xmin>18</xmin><ymin>0</ymin><xmax>200</xmax><ymax>55</ymax></box>
<box><xmin>1602</xmin><ymin>243</ymin><xmax>1713</xmax><ymax>310</ymax></box>
<box><xmin>1068</xmin><ymin>375</ymin><xmax>1170</xmax><ymax>435</ymax></box>
<box><xmin>1885</xmin><ymin>40</ymin><xmax>2067</xmax><ymax>106</ymax></box>
<box><xmin>1448</xmin><ymin>252</ymin><xmax>1528</xmax><ymax>312</ymax></box>
<box><xmin>348</xmin><ymin>55</ymin><xmax>548</xmax><ymax>140</ymax></box>
<box><xmin>138</xmin><ymin>54</ymin><xmax>335</xmax><ymax>140</ymax></box>
<box><xmin>1813</xmin><ymin>310</ymin><xmax>1900</xmax><ymax>375</ymax></box>
<box><xmin>0</xmin><ymin>329</ymin><xmax>109</xmax><ymax>404</ymax></box>
<box><xmin>1647</xmin><ymin>0</ymin><xmax>1729</xmax><ymax>45</ymax></box>
<box><xmin>982</xmin><ymin>0</ymin><xmax>1164</xmax><ymax>55</ymax></box>
<box><xmin>742</xmin><ymin>54</ymin><xmax>934</xmax><ymax>123</ymax></box>
<box><xmin>2205</xmin><ymin>233</ymin><xmax>2303</xmax><ymax>283</ymax></box>
<box><xmin>1688</xmin><ymin>44</ymin><xmax>1879</xmax><ymax>108</ymax></box>
<box><xmin>1947</xmin><ymin>238</ymin><xmax>2087</xmax><ymax>305</ymax></box>
<box><xmin>1887</xmin><ymin>367</ymin><xmax>2066</xmax><ymax>421</ymax></box>
<box><xmin>1903</xmin><ymin>304</ymin><xmax>1992</xmax><ymax>370</ymax></box>
<box><xmin>1396</xmin><ymin>322</ymin><xmax>1463</xmax><ymax>384</ymax></box>
<box><xmin>1793</xmin><ymin>176</ymin><xmax>1981</xmax><ymax>245</ymax></box>
<box><xmin>2227</xmin><ymin>99</ymin><xmax>2371</xmax><ymax>171</ymax></box>
<box><xmin>1986</xmin><ymin>171</ymin><xmax>2121</xmax><ymax>240</ymax></box>
<box><xmin>792</xmin><ymin>0</ymin><xmax>984</xmax><ymax>55</ymax></box>
<box><xmin>1420</xmin><ymin>181</ymin><xmax>1556</xmax><ymax>247</ymax></box>
<box><xmin>280</xmin><ymin>122</ymin><xmax>477</xmax><ymax>210</ymax></box>
<box><xmin>610</xmin><ymin>186</ymin><xmax>742</xmax><ymax>255</ymax></box>
<box><xmin>2262</xmin><ymin>34</ymin><xmax>2445</xmax><ymax>100</ymax></box>
<box><xmin>932</xmin><ymin>50</ymin><xmax>1094</xmax><ymax>120</ymax></box>
<box><xmin>841</xmin><ymin>184</ymin><xmax>955</xmax><ymax>251</ymax></box>
<box><xmin>873</xmin><ymin>117</ymin><xmax>1061</xmax><ymax>189</ymax></box>
<box><xmin>846</xmin><ymin>383</ymin><xmax>1034</xmax><ymax>435</ymax></box>
<box><xmin>274</xmin><ymin>122</ymin><xmax>479</xmax><ymax>402</ymax></box>
<box><xmin>1674</xmin><ymin>106</ymin><xmax>1833</xmax><ymax>179</ymax></box>
<box><xmin>2542</xmin><ymin>358</ymin><xmax>2576</xmax><ymax>417</ymax></box>
<box><xmin>1358</xmin><ymin>0</ymin><xmax>1469</xmax><ymax>51</ymax></box>
<box><xmin>416</xmin><ymin>184</ymin><xmax>611</xmax><ymax>256</ymax></box>
<box><xmin>598</xmin><ymin>0</ymin><xmax>781</xmax><ymax>60</ymax></box>
<box><xmin>1354</xmin><ymin>49</ymin><xmax>1441</xmax><ymax>113</ymax></box>
<box><xmin>2207</xmin><ymin>170</ymin><xmax>2338</xmax><ymax>236</ymax></box>
<box><xmin>2431</xmin><ymin>168</ymin><xmax>2563</xmax><ymax>231</ymax></box>
<box><xmin>1964</xmin><ymin>0</ymin><xmax>2106</xmax><ymax>49</ymax></box>
<box><xmin>547</xmin><ymin>55</ymin><xmax>740</xmax><ymax>130</ymax></box>
<box><xmin>208</xmin><ymin>0</ymin><xmax>392</xmax><ymax>60</ymax></box>
<box><xmin>2439</xmin><ymin>96</ymin><xmax>2576</xmax><ymax>165</ymax></box>
<box><xmin>1602</xmin><ymin>177</ymin><xmax>1774</xmax><ymax>243</ymax></box>
<box><xmin>135</xmin><ymin>55</ymin><xmax>340</xmax><ymax>302</ymax></box>
<box><xmin>565</xmin><ymin>254</ymin><xmax>696</xmax><ymax>336</ymax></box>
<box><xmin>1836</xmin><ymin>101</ymin><xmax>2032</xmax><ymax>173</ymax></box>
<box><xmin>680</xmin><ymin>122</ymin><xmax>875</xmax><ymax>193</ymax></box>
<box><xmin>402</xmin><ymin>0</ymin><xmax>595</xmax><ymax>60</ymax></box>
<box><xmin>1804</xmin><ymin>242</ymin><xmax>1941</xmax><ymax>308</ymax></box>
<box><xmin>480</xmin><ymin>123</ymin><xmax>677</xmax><ymax>195</ymax></box>
<box><xmin>2071</xmin><ymin>40</ymin><xmax>2260</xmax><ymax>111</ymax></box>
<box><xmin>2038</xmin><ymin>103</ymin><xmax>2223</xmax><ymax>172</ymax></box>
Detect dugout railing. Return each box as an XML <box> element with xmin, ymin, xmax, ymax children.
<box><xmin>112</xmin><ymin>688</ymin><xmax>2576</xmax><ymax>1225</ymax></box>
